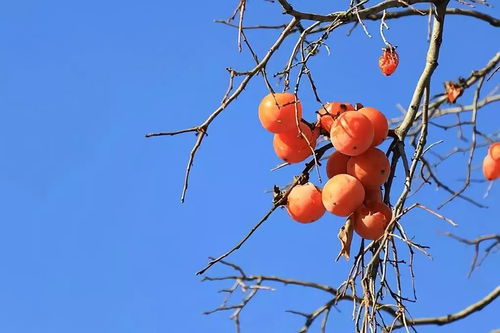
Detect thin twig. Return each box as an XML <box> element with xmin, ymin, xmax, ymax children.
<box><xmin>443</xmin><ymin>233</ymin><xmax>500</xmax><ymax>277</ymax></box>
<box><xmin>438</xmin><ymin>76</ymin><xmax>485</xmax><ymax>209</ymax></box>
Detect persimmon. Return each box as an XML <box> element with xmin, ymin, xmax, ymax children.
<box><xmin>322</xmin><ymin>174</ymin><xmax>365</xmax><ymax>217</ymax></box>
<box><xmin>378</xmin><ymin>46</ymin><xmax>399</xmax><ymax>76</ymax></box>
<box><xmin>482</xmin><ymin>143</ymin><xmax>500</xmax><ymax>181</ymax></box>
<box><xmin>326</xmin><ymin>151</ymin><xmax>350</xmax><ymax>179</ymax></box>
<box><xmin>488</xmin><ymin>142</ymin><xmax>500</xmax><ymax>160</ymax></box>
<box><xmin>273</xmin><ymin>122</ymin><xmax>316</xmax><ymax>163</ymax></box>
<box><xmin>311</xmin><ymin>124</ymin><xmax>321</xmax><ymax>143</ymax></box>
<box><xmin>347</xmin><ymin>148</ymin><xmax>390</xmax><ymax>186</ymax></box>
<box><xmin>483</xmin><ymin>154</ymin><xmax>500</xmax><ymax>181</ymax></box>
<box><xmin>354</xmin><ymin>202</ymin><xmax>392</xmax><ymax>240</ymax></box>
<box><xmin>364</xmin><ymin>185</ymin><xmax>383</xmax><ymax>204</ymax></box>
<box><xmin>358</xmin><ymin>107</ymin><xmax>389</xmax><ymax>146</ymax></box>
<box><xmin>317</xmin><ymin>102</ymin><xmax>355</xmax><ymax>132</ymax></box>
<box><xmin>330</xmin><ymin>111</ymin><xmax>374</xmax><ymax>156</ymax></box>
<box><xmin>286</xmin><ymin>183</ymin><xmax>325</xmax><ymax>223</ymax></box>
<box><xmin>258</xmin><ymin>93</ymin><xmax>302</xmax><ymax>133</ymax></box>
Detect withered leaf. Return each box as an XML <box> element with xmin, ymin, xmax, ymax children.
<box><xmin>336</xmin><ymin>214</ymin><xmax>355</xmax><ymax>261</ymax></box>
<box><xmin>444</xmin><ymin>81</ymin><xmax>464</xmax><ymax>103</ymax></box>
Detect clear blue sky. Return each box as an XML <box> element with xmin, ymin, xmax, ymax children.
<box><xmin>0</xmin><ymin>1</ymin><xmax>498</xmax><ymax>332</ymax></box>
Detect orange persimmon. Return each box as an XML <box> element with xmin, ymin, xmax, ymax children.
<box><xmin>273</xmin><ymin>122</ymin><xmax>316</xmax><ymax>163</ymax></box>
<box><xmin>317</xmin><ymin>102</ymin><xmax>355</xmax><ymax>132</ymax></box>
<box><xmin>358</xmin><ymin>107</ymin><xmax>389</xmax><ymax>147</ymax></box>
<box><xmin>347</xmin><ymin>148</ymin><xmax>390</xmax><ymax>186</ymax></box>
<box><xmin>322</xmin><ymin>174</ymin><xmax>365</xmax><ymax>217</ymax></box>
<box><xmin>482</xmin><ymin>142</ymin><xmax>500</xmax><ymax>181</ymax></box>
<box><xmin>330</xmin><ymin>111</ymin><xmax>374</xmax><ymax>156</ymax></box>
<box><xmin>286</xmin><ymin>183</ymin><xmax>325</xmax><ymax>223</ymax></box>
<box><xmin>354</xmin><ymin>202</ymin><xmax>392</xmax><ymax>240</ymax></box>
<box><xmin>488</xmin><ymin>142</ymin><xmax>500</xmax><ymax>160</ymax></box>
<box><xmin>364</xmin><ymin>186</ymin><xmax>383</xmax><ymax>204</ymax></box>
<box><xmin>483</xmin><ymin>155</ymin><xmax>500</xmax><ymax>181</ymax></box>
<box><xmin>258</xmin><ymin>93</ymin><xmax>302</xmax><ymax>133</ymax></box>
<box><xmin>326</xmin><ymin>151</ymin><xmax>351</xmax><ymax>179</ymax></box>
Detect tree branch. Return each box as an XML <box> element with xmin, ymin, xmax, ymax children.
<box><xmin>444</xmin><ymin>233</ymin><xmax>500</xmax><ymax>276</ymax></box>
<box><xmin>146</xmin><ymin>17</ymin><xmax>299</xmax><ymax>202</ymax></box>
<box><xmin>278</xmin><ymin>0</ymin><xmax>431</xmax><ymax>22</ymax></box>
<box><xmin>395</xmin><ymin>0</ymin><xmax>449</xmax><ymax>139</ymax></box>
<box><xmin>196</xmin><ymin>144</ymin><xmax>333</xmax><ymax>275</ymax></box>
<box><xmin>369</xmin><ymin>8</ymin><xmax>500</xmax><ymax>26</ymax></box>
<box><xmin>393</xmin><ymin>286</ymin><xmax>500</xmax><ymax>329</ymax></box>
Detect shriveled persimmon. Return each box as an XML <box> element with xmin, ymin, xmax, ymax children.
<box><xmin>326</xmin><ymin>151</ymin><xmax>350</xmax><ymax>179</ymax></box>
<box><xmin>347</xmin><ymin>148</ymin><xmax>390</xmax><ymax>186</ymax></box>
<box><xmin>358</xmin><ymin>107</ymin><xmax>389</xmax><ymax>147</ymax></box>
<box><xmin>378</xmin><ymin>46</ymin><xmax>399</xmax><ymax>76</ymax></box>
<box><xmin>317</xmin><ymin>102</ymin><xmax>355</xmax><ymax>132</ymax></box>
<box><xmin>354</xmin><ymin>201</ymin><xmax>392</xmax><ymax>240</ymax></box>
<box><xmin>286</xmin><ymin>183</ymin><xmax>325</xmax><ymax>223</ymax></box>
<box><xmin>444</xmin><ymin>81</ymin><xmax>463</xmax><ymax>103</ymax></box>
<box><xmin>258</xmin><ymin>93</ymin><xmax>302</xmax><ymax>133</ymax></box>
<box><xmin>330</xmin><ymin>111</ymin><xmax>374</xmax><ymax>156</ymax></box>
<box><xmin>322</xmin><ymin>174</ymin><xmax>365</xmax><ymax>217</ymax></box>
<box><xmin>273</xmin><ymin>122</ymin><xmax>316</xmax><ymax>163</ymax></box>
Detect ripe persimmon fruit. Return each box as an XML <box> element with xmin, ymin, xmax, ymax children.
<box><xmin>273</xmin><ymin>122</ymin><xmax>316</xmax><ymax>163</ymax></box>
<box><xmin>354</xmin><ymin>202</ymin><xmax>392</xmax><ymax>240</ymax></box>
<box><xmin>482</xmin><ymin>142</ymin><xmax>500</xmax><ymax>181</ymax></box>
<box><xmin>330</xmin><ymin>111</ymin><xmax>374</xmax><ymax>156</ymax></box>
<box><xmin>286</xmin><ymin>183</ymin><xmax>325</xmax><ymax>223</ymax></box>
<box><xmin>326</xmin><ymin>151</ymin><xmax>350</xmax><ymax>179</ymax></box>
<box><xmin>347</xmin><ymin>148</ymin><xmax>390</xmax><ymax>186</ymax></box>
<box><xmin>358</xmin><ymin>107</ymin><xmax>389</xmax><ymax>147</ymax></box>
<box><xmin>258</xmin><ymin>93</ymin><xmax>302</xmax><ymax>133</ymax></box>
<box><xmin>317</xmin><ymin>102</ymin><xmax>355</xmax><ymax>133</ymax></box>
<box><xmin>311</xmin><ymin>124</ymin><xmax>321</xmax><ymax>143</ymax></box>
<box><xmin>322</xmin><ymin>174</ymin><xmax>365</xmax><ymax>217</ymax></box>
<box><xmin>364</xmin><ymin>185</ymin><xmax>383</xmax><ymax>204</ymax></box>
<box><xmin>483</xmin><ymin>154</ymin><xmax>500</xmax><ymax>181</ymax></box>
<box><xmin>488</xmin><ymin>142</ymin><xmax>500</xmax><ymax>160</ymax></box>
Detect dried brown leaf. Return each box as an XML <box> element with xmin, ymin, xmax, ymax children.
<box><xmin>336</xmin><ymin>214</ymin><xmax>355</xmax><ymax>261</ymax></box>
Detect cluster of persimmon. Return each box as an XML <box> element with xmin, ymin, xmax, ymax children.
<box><xmin>482</xmin><ymin>142</ymin><xmax>500</xmax><ymax>181</ymax></box>
<box><xmin>258</xmin><ymin>92</ymin><xmax>393</xmax><ymax>240</ymax></box>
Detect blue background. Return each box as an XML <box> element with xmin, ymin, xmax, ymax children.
<box><xmin>0</xmin><ymin>1</ymin><xmax>498</xmax><ymax>332</ymax></box>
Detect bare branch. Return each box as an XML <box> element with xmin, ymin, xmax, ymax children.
<box><xmin>395</xmin><ymin>0</ymin><xmax>449</xmax><ymax>139</ymax></box>
<box><xmin>438</xmin><ymin>76</ymin><xmax>485</xmax><ymax>208</ymax></box>
<box><xmin>214</xmin><ymin>20</ymin><xmax>289</xmax><ymax>30</ymax></box>
<box><xmin>431</xmin><ymin>94</ymin><xmax>500</xmax><ymax>117</ymax></box>
<box><xmin>372</xmin><ymin>8</ymin><xmax>500</xmax><ymax>26</ymax></box>
<box><xmin>444</xmin><ymin>233</ymin><xmax>500</xmax><ymax>276</ymax></box>
<box><xmin>420</xmin><ymin>157</ymin><xmax>488</xmax><ymax>208</ymax></box>
<box><xmin>397</xmin><ymin>203</ymin><xmax>458</xmax><ymax>226</ymax></box>
<box><xmin>145</xmin><ymin>127</ymin><xmax>199</xmax><ymax>137</ymax></box>
<box><xmin>147</xmin><ymin>17</ymin><xmax>299</xmax><ymax>202</ymax></box>
<box><xmin>393</xmin><ymin>286</ymin><xmax>500</xmax><ymax>329</ymax></box>
<box><xmin>196</xmin><ymin>144</ymin><xmax>333</xmax><ymax>275</ymax></box>
<box><xmin>279</xmin><ymin>0</ymin><xmax>430</xmax><ymax>22</ymax></box>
